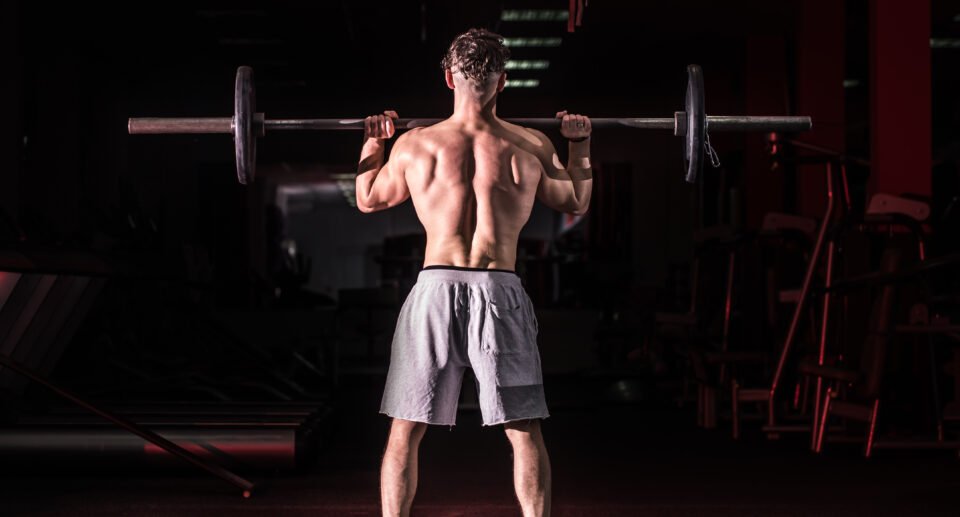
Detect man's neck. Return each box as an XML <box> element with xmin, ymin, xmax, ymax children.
<box><xmin>449</xmin><ymin>94</ymin><xmax>498</xmax><ymax>127</ymax></box>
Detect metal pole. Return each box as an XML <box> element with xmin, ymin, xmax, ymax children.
<box><xmin>129</xmin><ymin>114</ymin><xmax>812</xmax><ymax>135</ymax></box>
<box><xmin>705</xmin><ymin>116</ymin><xmax>813</xmax><ymax>133</ymax></box>
<box><xmin>265</xmin><ymin>117</ymin><xmax>680</xmax><ymax>131</ymax></box>
<box><xmin>770</xmin><ymin>162</ymin><xmax>836</xmax><ymax>395</ymax></box>
<box><xmin>811</xmin><ymin>238</ymin><xmax>836</xmax><ymax>450</ymax></box>
<box><xmin>0</xmin><ymin>353</ymin><xmax>256</xmax><ymax>497</ymax></box>
<box><xmin>128</xmin><ymin>117</ymin><xmax>234</xmax><ymax>134</ymax></box>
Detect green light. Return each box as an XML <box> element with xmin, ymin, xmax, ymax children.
<box><xmin>504</xmin><ymin>79</ymin><xmax>540</xmax><ymax>88</ymax></box>
<box><xmin>930</xmin><ymin>38</ymin><xmax>960</xmax><ymax>48</ymax></box>
<box><xmin>501</xmin><ymin>10</ymin><xmax>569</xmax><ymax>22</ymax></box>
<box><xmin>505</xmin><ymin>60</ymin><xmax>550</xmax><ymax>70</ymax></box>
<box><xmin>502</xmin><ymin>37</ymin><xmax>563</xmax><ymax>48</ymax></box>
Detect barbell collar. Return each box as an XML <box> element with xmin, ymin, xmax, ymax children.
<box><xmin>128</xmin><ymin>117</ymin><xmax>234</xmax><ymax>134</ymax></box>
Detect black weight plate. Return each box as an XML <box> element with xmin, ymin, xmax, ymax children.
<box><xmin>233</xmin><ymin>66</ymin><xmax>256</xmax><ymax>185</ymax></box>
<box><xmin>684</xmin><ymin>64</ymin><xmax>705</xmax><ymax>184</ymax></box>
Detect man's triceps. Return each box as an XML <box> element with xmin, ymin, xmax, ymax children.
<box><xmin>358</xmin><ymin>160</ymin><xmax>409</xmax><ymax>212</ymax></box>
<box><xmin>537</xmin><ymin>166</ymin><xmax>580</xmax><ymax>214</ymax></box>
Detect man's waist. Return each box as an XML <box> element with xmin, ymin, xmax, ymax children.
<box><xmin>417</xmin><ymin>265</ymin><xmax>522</xmax><ymax>285</ymax></box>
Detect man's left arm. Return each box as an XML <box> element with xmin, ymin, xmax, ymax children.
<box><xmin>356</xmin><ymin>110</ymin><xmax>411</xmax><ymax>213</ymax></box>
<box><xmin>531</xmin><ymin>111</ymin><xmax>593</xmax><ymax>215</ymax></box>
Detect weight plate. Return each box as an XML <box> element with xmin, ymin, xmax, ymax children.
<box><xmin>233</xmin><ymin>66</ymin><xmax>256</xmax><ymax>185</ymax></box>
<box><xmin>684</xmin><ymin>64</ymin><xmax>705</xmax><ymax>184</ymax></box>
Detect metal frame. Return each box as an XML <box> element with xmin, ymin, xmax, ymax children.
<box><xmin>0</xmin><ymin>353</ymin><xmax>257</xmax><ymax>498</ymax></box>
<box><xmin>732</xmin><ymin>161</ymin><xmax>841</xmax><ymax>439</ymax></box>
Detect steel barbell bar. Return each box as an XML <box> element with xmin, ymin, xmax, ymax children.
<box><xmin>128</xmin><ymin>65</ymin><xmax>812</xmax><ymax>185</ymax></box>
<box><xmin>127</xmin><ymin>115</ymin><xmax>811</xmax><ymax>134</ymax></box>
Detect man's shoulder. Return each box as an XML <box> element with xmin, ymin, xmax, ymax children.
<box><xmin>392</xmin><ymin>127</ymin><xmax>430</xmax><ymax>153</ymax></box>
<box><xmin>495</xmin><ymin>121</ymin><xmax>552</xmax><ymax>159</ymax></box>
<box><xmin>400</xmin><ymin>125</ymin><xmax>451</xmax><ymax>145</ymax></box>
<box><xmin>498</xmin><ymin>119</ymin><xmax>545</xmax><ymax>139</ymax></box>
<box><xmin>505</xmin><ymin>123</ymin><xmax>554</xmax><ymax>155</ymax></box>
<box><xmin>396</xmin><ymin>126</ymin><xmax>425</xmax><ymax>142</ymax></box>
<box><xmin>392</xmin><ymin>127</ymin><xmax>448</xmax><ymax>166</ymax></box>
<box><xmin>402</xmin><ymin>123</ymin><xmax>470</xmax><ymax>150</ymax></box>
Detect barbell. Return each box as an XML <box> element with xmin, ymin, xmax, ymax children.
<box><xmin>128</xmin><ymin>64</ymin><xmax>812</xmax><ymax>186</ymax></box>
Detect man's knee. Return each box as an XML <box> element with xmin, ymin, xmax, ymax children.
<box><xmin>504</xmin><ymin>419</ymin><xmax>544</xmax><ymax>447</ymax></box>
<box><xmin>387</xmin><ymin>418</ymin><xmax>428</xmax><ymax>448</ymax></box>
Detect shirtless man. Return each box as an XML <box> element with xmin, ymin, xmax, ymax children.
<box><xmin>355</xmin><ymin>28</ymin><xmax>592</xmax><ymax>517</ymax></box>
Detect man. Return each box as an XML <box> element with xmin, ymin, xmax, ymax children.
<box><xmin>355</xmin><ymin>28</ymin><xmax>592</xmax><ymax>517</ymax></box>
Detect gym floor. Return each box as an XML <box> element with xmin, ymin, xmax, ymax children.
<box><xmin>2</xmin><ymin>375</ymin><xmax>957</xmax><ymax>517</ymax></box>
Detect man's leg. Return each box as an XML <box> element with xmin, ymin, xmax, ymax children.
<box><xmin>381</xmin><ymin>418</ymin><xmax>428</xmax><ymax>517</ymax></box>
<box><xmin>505</xmin><ymin>419</ymin><xmax>551</xmax><ymax>517</ymax></box>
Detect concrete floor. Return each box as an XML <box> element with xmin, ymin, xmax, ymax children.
<box><xmin>2</xmin><ymin>376</ymin><xmax>958</xmax><ymax>516</ymax></box>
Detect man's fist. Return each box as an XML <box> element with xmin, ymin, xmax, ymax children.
<box><xmin>556</xmin><ymin>111</ymin><xmax>591</xmax><ymax>141</ymax></box>
<box><xmin>365</xmin><ymin>110</ymin><xmax>399</xmax><ymax>140</ymax></box>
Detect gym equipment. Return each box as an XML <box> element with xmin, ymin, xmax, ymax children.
<box><xmin>808</xmin><ymin>247</ymin><xmax>902</xmax><ymax>457</ymax></box>
<box><xmin>0</xmin><ymin>267</ymin><xmax>256</xmax><ymax>497</ymax></box>
<box><xmin>732</xmin><ymin>158</ymin><xmax>848</xmax><ymax>440</ymax></box>
<box><xmin>0</xmin><ymin>401</ymin><xmax>328</xmax><ymax>470</ymax></box>
<box><xmin>127</xmin><ymin>65</ymin><xmax>812</xmax><ymax>186</ymax></box>
<box><xmin>0</xmin><ymin>254</ymin><xmax>339</xmax><ymax>497</ymax></box>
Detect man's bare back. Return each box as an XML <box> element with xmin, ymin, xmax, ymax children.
<box><xmin>356</xmin><ymin>112</ymin><xmax>593</xmax><ymax>271</ymax></box>
<box><xmin>395</xmin><ymin>118</ymin><xmax>546</xmax><ymax>270</ymax></box>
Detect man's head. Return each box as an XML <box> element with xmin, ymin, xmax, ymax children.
<box><xmin>441</xmin><ymin>28</ymin><xmax>510</xmax><ymax>100</ymax></box>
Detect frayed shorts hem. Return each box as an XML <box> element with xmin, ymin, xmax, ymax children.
<box><xmin>482</xmin><ymin>412</ymin><xmax>551</xmax><ymax>427</ymax></box>
<box><xmin>379</xmin><ymin>410</ymin><xmax>457</xmax><ymax>427</ymax></box>
<box><xmin>379</xmin><ymin>410</ymin><xmax>550</xmax><ymax>427</ymax></box>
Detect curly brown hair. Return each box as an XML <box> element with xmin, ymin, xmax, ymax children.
<box><xmin>441</xmin><ymin>28</ymin><xmax>511</xmax><ymax>84</ymax></box>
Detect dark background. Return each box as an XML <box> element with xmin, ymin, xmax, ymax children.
<box><xmin>1</xmin><ymin>1</ymin><xmax>959</xmax><ymax>515</ymax></box>
<box><xmin>0</xmin><ymin>0</ymin><xmax>803</xmax><ymax>296</ymax></box>
<box><xmin>1</xmin><ymin>0</ymin><xmax>956</xmax><ymax>292</ymax></box>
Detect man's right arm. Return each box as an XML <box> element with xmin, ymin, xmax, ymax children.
<box><xmin>530</xmin><ymin>113</ymin><xmax>593</xmax><ymax>215</ymax></box>
<box><xmin>355</xmin><ymin>111</ymin><xmax>411</xmax><ymax>213</ymax></box>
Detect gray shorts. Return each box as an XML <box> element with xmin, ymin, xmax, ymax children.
<box><xmin>380</xmin><ymin>266</ymin><xmax>549</xmax><ymax>426</ymax></box>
